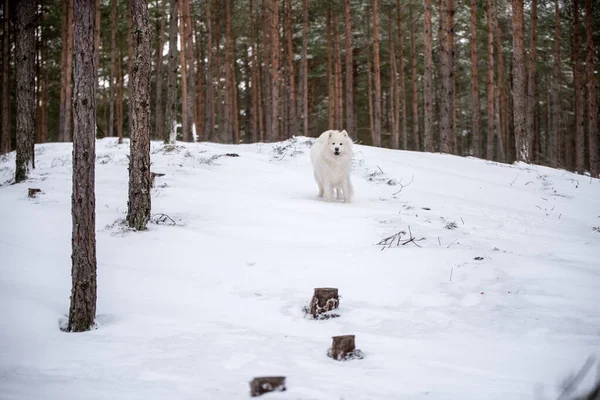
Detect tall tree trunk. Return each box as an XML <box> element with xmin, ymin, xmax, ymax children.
<box><xmin>94</xmin><ymin>0</ymin><xmax>99</xmax><ymax>75</ymax></box>
<box><xmin>250</xmin><ymin>0</ymin><xmax>258</xmax><ymax>142</ymax></box>
<box><xmin>486</xmin><ymin>0</ymin><xmax>494</xmax><ymax>160</ymax></box>
<box><xmin>573</xmin><ymin>0</ymin><xmax>584</xmax><ymax>173</ymax></box>
<box><xmin>495</xmin><ymin>8</ymin><xmax>507</xmax><ymax>162</ymax></box>
<box><xmin>41</xmin><ymin>12</ymin><xmax>48</xmax><ymax>143</ymax></box>
<box><xmin>285</xmin><ymin>0</ymin><xmax>296</xmax><ymax>138</ymax></box>
<box><xmin>366</xmin><ymin>8</ymin><xmax>374</xmax><ymax>145</ymax></box>
<box><xmin>550</xmin><ymin>0</ymin><xmax>560</xmax><ymax>167</ymax></box>
<box><xmin>333</xmin><ymin>15</ymin><xmax>343</xmax><ymax>131</ymax></box>
<box><xmin>59</xmin><ymin>0</ymin><xmax>74</xmax><ymax>142</ymax></box>
<box><xmin>195</xmin><ymin>26</ymin><xmax>205</xmax><ymax>142</ymax></box>
<box><xmin>372</xmin><ymin>0</ymin><xmax>382</xmax><ymax>147</ymax></box>
<box><xmin>108</xmin><ymin>0</ymin><xmax>116</xmax><ymax>139</ymax></box>
<box><xmin>262</xmin><ymin>0</ymin><xmax>271</xmax><ymax>141</ymax></box>
<box><xmin>396</xmin><ymin>0</ymin><xmax>407</xmax><ymax>149</ymax></box>
<box><xmin>585</xmin><ymin>0</ymin><xmax>598</xmax><ymax>177</ymax></box>
<box><xmin>409</xmin><ymin>8</ymin><xmax>419</xmax><ymax>151</ymax></box>
<box><xmin>68</xmin><ymin>0</ymin><xmax>97</xmax><ymax>333</ymax></box>
<box><xmin>344</xmin><ymin>0</ymin><xmax>354</xmax><ymax>138</ymax></box>
<box><xmin>15</xmin><ymin>0</ymin><xmax>36</xmax><ymax>182</ymax></box>
<box><xmin>223</xmin><ymin>0</ymin><xmax>233</xmax><ymax>142</ymax></box>
<box><xmin>181</xmin><ymin>0</ymin><xmax>195</xmax><ymax>141</ymax></box>
<box><xmin>1</xmin><ymin>0</ymin><xmax>9</xmax><ymax>154</ymax></box>
<box><xmin>301</xmin><ymin>0</ymin><xmax>308</xmax><ymax>137</ymax></box>
<box><xmin>36</xmin><ymin>0</ymin><xmax>42</xmax><ymax>144</ymax></box>
<box><xmin>154</xmin><ymin>0</ymin><xmax>166</xmax><ymax>141</ymax></box>
<box><xmin>439</xmin><ymin>0</ymin><xmax>454</xmax><ymax>154</ymax></box>
<box><xmin>327</xmin><ymin>9</ymin><xmax>334</xmax><ymax>130</ymax></box>
<box><xmin>505</xmin><ymin>0</ymin><xmax>529</xmax><ymax>162</ymax></box>
<box><xmin>165</xmin><ymin>0</ymin><xmax>178</xmax><ymax>144</ymax></box>
<box><xmin>117</xmin><ymin>50</ymin><xmax>124</xmax><ymax>144</ymax></box>
<box><xmin>389</xmin><ymin>9</ymin><xmax>398</xmax><ymax>149</ymax></box>
<box><xmin>423</xmin><ymin>0</ymin><xmax>433</xmax><ymax>152</ymax></box>
<box><xmin>178</xmin><ymin>6</ymin><xmax>188</xmax><ymax>142</ymax></box>
<box><xmin>205</xmin><ymin>0</ymin><xmax>214</xmax><ymax>141</ymax></box>
<box><xmin>526</xmin><ymin>0</ymin><xmax>537</xmax><ymax>160</ymax></box>
<box><xmin>470</xmin><ymin>0</ymin><xmax>480</xmax><ymax>157</ymax></box>
<box><xmin>269</xmin><ymin>0</ymin><xmax>279</xmax><ymax>141</ymax></box>
<box><xmin>127</xmin><ymin>0</ymin><xmax>152</xmax><ymax>230</ymax></box>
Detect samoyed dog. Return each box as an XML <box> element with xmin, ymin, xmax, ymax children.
<box><xmin>310</xmin><ymin>129</ymin><xmax>354</xmax><ymax>203</ymax></box>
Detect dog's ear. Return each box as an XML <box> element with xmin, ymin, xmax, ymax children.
<box><xmin>341</xmin><ymin>130</ymin><xmax>348</xmax><ymax>137</ymax></box>
<box><xmin>328</xmin><ymin>131</ymin><xmax>333</xmax><ymax>138</ymax></box>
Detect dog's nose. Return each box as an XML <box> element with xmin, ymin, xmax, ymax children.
<box><xmin>335</xmin><ymin>147</ymin><xmax>339</xmax><ymax>152</ymax></box>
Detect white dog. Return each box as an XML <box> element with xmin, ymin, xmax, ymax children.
<box><xmin>310</xmin><ymin>129</ymin><xmax>354</xmax><ymax>203</ymax></box>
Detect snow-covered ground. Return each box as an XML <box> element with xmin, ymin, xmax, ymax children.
<box><xmin>0</xmin><ymin>137</ymin><xmax>599</xmax><ymax>400</ymax></box>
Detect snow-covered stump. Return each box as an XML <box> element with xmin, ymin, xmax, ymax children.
<box><xmin>309</xmin><ymin>287</ymin><xmax>339</xmax><ymax>319</ymax></box>
<box><xmin>327</xmin><ymin>335</ymin><xmax>364</xmax><ymax>361</ymax></box>
<box><xmin>249</xmin><ymin>376</ymin><xmax>286</xmax><ymax>397</ymax></box>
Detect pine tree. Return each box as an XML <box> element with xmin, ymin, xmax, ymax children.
<box><xmin>423</xmin><ymin>0</ymin><xmax>434</xmax><ymax>152</ymax></box>
<box><xmin>164</xmin><ymin>0</ymin><xmax>178</xmax><ymax>144</ymax></box>
<box><xmin>511</xmin><ymin>0</ymin><xmax>528</xmax><ymax>162</ymax></box>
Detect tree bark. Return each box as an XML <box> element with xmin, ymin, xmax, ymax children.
<box><xmin>223</xmin><ymin>0</ymin><xmax>233</xmax><ymax>142</ymax></box>
<box><xmin>389</xmin><ymin>9</ymin><xmax>398</xmax><ymax>149</ymax></box>
<box><xmin>117</xmin><ymin>50</ymin><xmax>124</xmax><ymax>144</ymax></box>
<box><xmin>284</xmin><ymin>0</ymin><xmax>296</xmax><ymax>138</ymax></box>
<box><xmin>495</xmin><ymin>8</ymin><xmax>507</xmax><ymax>162</ymax></box>
<box><xmin>526</xmin><ymin>0</ymin><xmax>537</xmax><ymax>161</ymax></box>
<box><xmin>59</xmin><ymin>0</ymin><xmax>73</xmax><ymax>143</ymax></box>
<box><xmin>585</xmin><ymin>0</ymin><xmax>598</xmax><ymax>177</ymax></box>
<box><xmin>511</xmin><ymin>0</ymin><xmax>528</xmax><ymax>162</ymax></box>
<box><xmin>127</xmin><ymin>0</ymin><xmax>152</xmax><ymax>230</ymax></box>
<box><xmin>550</xmin><ymin>0</ymin><xmax>560</xmax><ymax>168</ymax></box>
<box><xmin>195</xmin><ymin>26</ymin><xmax>205</xmax><ymax>142</ymax></box>
<box><xmin>164</xmin><ymin>0</ymin><xmax>178</xmax><ymax>144</ymax></box>
<box><xmin>440</xmin><ymin>0</ymin><xmax>454</xmax><ymax>154</ymax></box>
<box><xmin>1</xmin><ymin>0</ymin><xmax>10</xmax><ymax>154</ymax></box>
<box><xmin>372</xmin><ymin>0</ymin><xmax>382</xmax><ymax>147</ymax></box>
<box><xmin>154</xmin><ymin>0</ymin><xmax>166</xmax><ymax>142</ymax></box>
<box><xmin>68</xmin><ymin>0</ymin><xmax>97</xmax><ymax>333</ymax></box>
<box><xmin>327</xmin><ymin>9</ymin><xmax>334</xmax><ymax>130</ymax></box>
<box><xmin>181</xmin><ymin>0</ymin><xmax>195</xmax><ymax>141</ymax></box>
<box><xmin>250</xmin><ymin>0</ymin><xmax>258</xmax><ymax>142</ymax></box>
<box><xmin>15</xmin><ymin>0</ymin><xmax>36</xmax><ymax>183</ymax></box>
<box><xmin>423</xmin><ymin>0</ymin><xmax>433</xmax><ymax>152</ymax></box>
<box><xmin>333</xmin><ymin>15</ymin><xmax>343</xmax><ymax>131</ymax></box>
<box><xmin>366</xmin><ymin>8</ymin><xmax>374</xmax><ymax>145</ymax></box>
<box><xmin>269</xmin><ymin>0</ymin><xmax>279</xmax><ymax>142</ymax></box>
<box><xmin>486</xmin><ymin>0</ymin><xmax>494</xmax><ymax>160</ymax></box>
<box><xmin>204</xmin><ymin>0</ymin><xmax>214</xmax><ymax>141</ymax></box>
<box><xmin>396</xmin><ymin>0</ymin><xmax>407</xmax><ymax>149</ymax></box>
<box><xmin>409</xmin><ymin>8</ymin><xmax>419</xmax><ymax>151</ymax></box>
<box><xmin>344</xmin><ymin>0</ymin><xmax>354</xmax><ymax>138</ymax></box>
<box><xmin>300</xmin><ymin>0</ymin><xmax>308</xmax><ymax>137</ymax></box>
<box><xmin>108</xmin><ymin>0</ymin><xmax>116</xmax><ymax>140</ymax></box>
<box><xmin>470</xmin><ymin>0</ymin><xmax>480</xmax><ymax>157</ymax></box>
<box><xmin>573</xmin><ymin>0</ymin><xmax>584</xmax><ymax>173</ymax></box>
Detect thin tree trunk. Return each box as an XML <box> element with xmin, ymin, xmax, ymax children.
<box><xmin>165</xmin><ymin>0</ymin><xmax>178</xmax><ymax>144</ymax></box>
<box><xmin>423</xmin><ymin>0</ymin><xmax>433</xmax><ymax>152</ymax></box>
<box><xmin>117</xmin><ymin>50</ymin><xmax>124</xmax><ymax>144</ymax></box>
<box><xmin>396</xmin><ymin>0</ymin><xmax>407</xmax><ymax>149</ymax></box>
<box><xmin>205</xmin><ymin>0</ymin><xmax>214</xmax><ymax>141</ymax></box>
<box><xmin>440</xmin><ymin>0</ymin><xmax>454</xmax><ymax>154</ymax></box>
<box><xmin>470</xmin><ymin>0</ymin><xmax>480</xmax><ymax>157</ymax></box>
<box><xmin>94</xmin><ymin>0</ymin><xmax>100</xmax><ymax>75</ymax></box>
<box><xmin>366</xmin><ymin>8</ymin><xmax>374</xmax><ymax>145</ymax></box>
<box><xmin>59</xmin><ymin>0</ymin><xmax>74</xmax><ymax>143</ymax></box>
<box><xmin>1</xmin><ymin>0</ymin><xmax>9</xmax><ymax>154</ymax></box>
<box><xmin>36</xmin><ymin>1</ymin><xmax>42</xmax><ymax>144</ymax></box>
<box><xmin>301</xmin><ymin>0</ymin><xmax>308</xmax><ymax>136</ymax></box>
<box><xmin>15</xmin><ymin>0</ymin><xmax>36</xmax><ymax>182</ymax></box>
<box><xmin>178</xmin><ymin>6</ymin><xmax>188</xmax><ymax>142</ymax></box>
<box><xmin>154</xmin><ymin>0</ymin><xmax>166</xmax><ymax>141</ymax></box>
<box><xmin>285</xmin><ymin>0</ymin><xmax>297</xmax><ymax>138</ymax></box>
<box><xmin>250</xmin><ymin>0</ymin><xmax>258</xmax><ymax>142</ymax></box>
<box><xmin>486</xmin><ymin>0</ymin><xmax>494</xmax><ymax>160</ymax></box>
<box><xmin>181</xmin><ymin>0</ymin><xmax>195</xmax><ymax>141</ymax></box>
<box><xmin>344</xmin><ymin>0</ymin><xmax>354</xmax><ymax>138</ymax></box>
<box><xmin>526</xmin><ymin>0</ymin><xmax>537</xmax><ymax>160</ymax></box>
<box><xmin>389</xmin><ymin>9</ymin><xmax>398</xmax><ymax>149</ymax></box>
<box><xmin>327</xmin><ymin>9</ymin><xmax>334</xmax><ymax>130</ymax></box>
<box><xmin>269</xmin><ymin>0</ymin><xmax>279</xmax><ymax>141</ymax></box>
<box><xmin>262</xmin><ymin>0</ymin><xmax>271</xmax><ymax>141</ymax></box>
<box><xmin>41</xmin><ymin>11</ymin><xmax>48</xmax><ymax>143</ymax></box>
<box><xmin>223</xmin><ymin>0</ymin><xmax>233</xmax><ymax>142</ymax></box>
<box><xmin>68</xmin><ymin>0</ymin><xmax>96</xmax><ymax>333</ymax></box>
<box><xmin>495</xmin><ymin>7</ymin><xmax>507</xmax><ymax>162</ymax></box>
<box><xmin>573</xmin><ymin>0</ymin><xmax>584</xmax><ymax>173</ymax></box>
<box><xmin>127</xmin><ymin>0</ymin><xmax>152</xmax><ymax>230</ymax></box>
<box><xmin>585</xmin><ymin>0</ymin><xmax>598</xmax><ymax>176</ymax></box>
<box><xmin>108</xmin><ymin>0</ymin><xmax>116</xmax><ymax>139</ymax></box>
<box><xmin>333</xmin><ymin>15</ymin><xmax>343</xmax><ymax>131</ymax></box>
<box><xmin>410</xmin><ymin>8</ymin><xmax>419</xmax><ymax>151</ymax></box>
<box><xmin>372</xmin><ymin>0</ymin><xmax>382</xmax><ymax>147</ymax></box>
<box><xmin>195</xmin><ymin>26</ymin><xmax>205</xmax><ymax>142</ymax></box>
<box><xmin>550</xmin><ymin>0</ymin><xmax>560</xmax><ymax>167</ymax></box>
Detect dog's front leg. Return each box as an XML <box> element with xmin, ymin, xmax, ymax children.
<box><xmin>324</xmin><ymin>181</ymin><xmax>335</xmax><ymax>202</ymax></box>
<box><xmin>342</xmin><ymin>180</ymin><xmax>352</xmax><ymax>203</ymax></box>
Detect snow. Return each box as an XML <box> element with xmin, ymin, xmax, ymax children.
<box><xmin>0</xmin><ymin>137</ymin><xmax>599</xmax><ymax>399</ymax></box>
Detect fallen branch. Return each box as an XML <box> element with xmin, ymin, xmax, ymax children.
<box><xmin>392</xmin><ymin>175</ymin><xmax>414</xmax><ymax>195</ymax></box>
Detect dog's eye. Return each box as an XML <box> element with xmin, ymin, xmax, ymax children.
<box><xmin>340</xmin><ymin>143</ymin><xmax>343</xmax><ymax>145</ymax></box>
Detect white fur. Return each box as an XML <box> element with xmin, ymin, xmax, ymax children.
<box><xmin>310</xmin><ymin>129</ymin><xmax>354</xmax><ymax>203</ymax></box>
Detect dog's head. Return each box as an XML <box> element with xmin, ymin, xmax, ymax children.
<box><xmin>327</xmin><ymin>130</ymin><xmax>352</xmax><ymax>157</ymax></box>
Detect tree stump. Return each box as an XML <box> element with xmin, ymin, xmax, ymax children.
<box><xmin>309</xmin><ymin>287</ymin><xmax>339</xmax><ymax>319</ymax></box>
<box><xmin>327</xmin><ymin>335</ymin><xmax>364</xmax><ymax>361</ymax></box>
<box><xmin>28</xmin><ymin>188</ymin><xmax>42</xmax><ymax>198</ymax></box>
<box><xmin>249</xmin><ymin>376</ymin><xmax>286</xmax><ymax>397</ymax></box>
